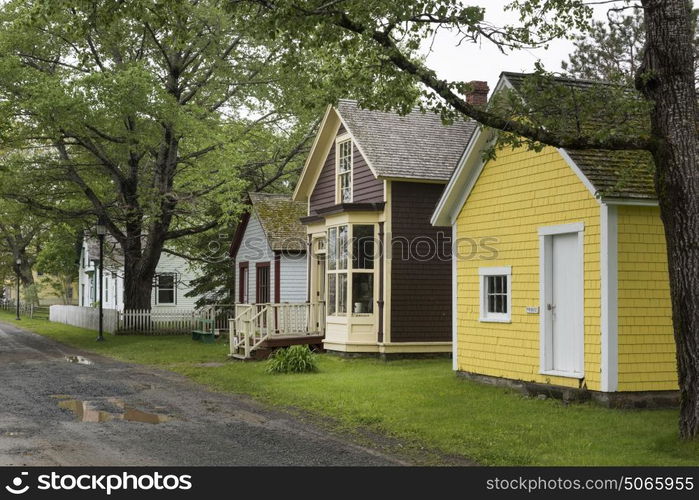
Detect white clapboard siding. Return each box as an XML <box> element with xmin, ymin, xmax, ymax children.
<box><xmin>279</xmin><ymin>252</ymin><xmax>308</xmax><ymax>302</ymax></box>
<box><xmin>235</xmin><ymin>212</ymin><xmax>275</xmax><ymax>303</ymax></box>
<box><xmin>49</xmin><ymin>305</ymin><xmax>119</xmax><ymax>333</ymax></box>
<box><xmin>151</xmin><ymin>252</ymin><xmax>200</xmax><ymax>311</ymax></box>
<box><xmin>77</xmin><ymin>237</ymin><xmax>206</xmax><ymax>313</ymax></box>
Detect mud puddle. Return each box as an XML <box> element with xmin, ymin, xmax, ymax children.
<box><xmin>53</xmin><ymin>396</ymin><xmax>169</xmax><ymax>424</ymax></box>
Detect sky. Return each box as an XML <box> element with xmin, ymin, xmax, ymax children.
<box><xmin>424</xmin><ymin>1</ymin><xmax>615</xmax><ymax>93</ymax></box>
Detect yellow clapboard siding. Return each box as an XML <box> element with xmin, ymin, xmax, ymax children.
<box><xmin>617</xmin><ymin>205</ymin><xmax>677</xmax><ymax>391</ymax></box>
<box><xmin>455</xmin><ymin>146</ymin><xmax>601</xmax><ymax>390</ymax></box>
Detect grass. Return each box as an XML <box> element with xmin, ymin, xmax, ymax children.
<box><xmin>3</xmin><ymin>310</ymin><xmax>699</xmax><ymax>466</ymax></box>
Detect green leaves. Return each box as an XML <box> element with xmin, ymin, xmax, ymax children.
<box><xmin>266</xmin><ymin>345</ymin><xmax>319</xmax><ymax>374</ymax></box>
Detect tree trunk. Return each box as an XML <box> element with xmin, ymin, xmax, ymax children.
<box><xmin>638</xmin><ymin>0</ymin><xmax>699</xmax><ymax>438</ymax></box>
<box><xmin>121</xmin><ymin>234</ymin><xmax>164</xmax><ymax>311</ymax></box>
<box><xmin>12</xmin><ymin>253</ymin><xmax>34</xmax><ymax>287</ymax></box>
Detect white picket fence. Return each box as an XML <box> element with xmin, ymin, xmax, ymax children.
<box><xmin>0</xmin><ymin>299</ymin><xmax>36</xmax><ymax>318</ymax></box>
<box><xmin>49</xmin><ymin>305</ymin><xmax>119</xmax><ymax>333</ymax></box>
<box><xmin>118</xmin><ymin>308</ymin><xmax>201</xmax><ymax>335</ymax></box>
<box><xmin>49</xmin><ymin>305</ymin><xmax>210</xmax><ymax>335</ymax></box>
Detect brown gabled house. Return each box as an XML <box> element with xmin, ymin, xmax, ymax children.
<box><xmin>292</xmin><ymin>98</ymin><xmax>480</xmax><ymax>356</ymax></box>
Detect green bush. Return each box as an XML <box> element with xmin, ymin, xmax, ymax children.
<box><xmin>266</xmin><ymin>345</ymin><xmax>318</xmax><ymax>374</ymax></box>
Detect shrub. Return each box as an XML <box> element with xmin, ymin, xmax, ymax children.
<box><xmin>266</xmin><ymin>345</ymin><xmax>318</xmax><ymax>374</ymax></box>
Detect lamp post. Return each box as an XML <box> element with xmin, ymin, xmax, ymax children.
<box><xmin>95</xmin><ymin>218</ymin><xmax>107</xmax><ymax>342</ymax></box>
<box><xmin>14</xmin><ymin>258</ymin><xmax>21</xmax><ymax>321</ymax></box>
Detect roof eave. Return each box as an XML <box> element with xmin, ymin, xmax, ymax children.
<box><xmin>292</xmin><ymin>104</ymin><xmax>335</xmax><ymax>202</ymax></box>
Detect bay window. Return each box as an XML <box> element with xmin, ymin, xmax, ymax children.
<box><xmin>327</xmin><ymin>224</ymin><xmax>375</xmax><ymax>316</ymax></box>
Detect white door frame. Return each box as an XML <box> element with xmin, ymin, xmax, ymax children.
<box><xmin>538</xmin><ymin>222</ymin><xmax>585</xmax><ymax>378</ymax></box>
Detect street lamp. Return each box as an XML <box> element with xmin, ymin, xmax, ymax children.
<box><xmin>14</xmin><ymin>258</ymin><xmax>21</xmax><ymax>321</ymax></box>
<box><xmin>95</xmin><ymin>218</ymin><xmax>107</xmax><ymax>342</ymax></box>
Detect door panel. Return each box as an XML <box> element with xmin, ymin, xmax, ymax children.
<box><xmin>256</xmin><ymin>264</ymin><xmax>270</xmax><ymax>303</ymax></box>
<box><xmin>551</xmin><ymin>232</ymin><xmax>583</xmax><ymax>373</ymax></box>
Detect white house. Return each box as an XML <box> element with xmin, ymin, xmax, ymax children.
<box><xmin>77</xmin><ymin>236</ymin><xmax>204</xmax><ymax>311</ymax></box>
<box><xmin>231</xmin><ymin>192</ymin><xmax>307</xmax><ymax>304</ymax></box>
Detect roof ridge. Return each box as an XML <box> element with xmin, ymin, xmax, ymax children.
<box><xmin>337</xmin><ymin>99</ymin><xmax>464</xmax><ymax>119</ymax></box>
<box><xmin>501</xmin><ymin>71</ymin><xmax>619</xmax><ymax>88</ymax></box>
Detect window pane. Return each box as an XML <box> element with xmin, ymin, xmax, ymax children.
<box><xmin>338</xmin><ymin>140</ymin><xmax>352</xmax><ymax>201</ymax></box>
<box><xmin>157</xmin><ymin>274</ymin><xmax>175</xmax><ymax>304</ymax></box>
<box><xmin>352</xmin><ymin>273</ymin><xmax>373</xmax><ymax>314</ymax></box>
<box><xmin>487</xmin><ymin>294</ymin><xmax>495</xmax><ymax>313</ymax></box>
<box><xmin>328</xmin><ymin>228</ymin><xmax>337</xmax><ymax>270</ymax></box>
<box><xmin>158</xmin><ymin>289</ymin><xmax>175</xmax><ymax>304</ymax></box>
<box><xmin>339</xmin><ymin>141</ymin><xmax>352</xmax><ymax>172</ymax></box>
<box><xmin>328</xmin><ymin>274</ymin><xmax>336</xmax><ymax>315</ymax></box>
<box><xmin>340</xmin><ymin>171</ymin><xmax>351</xmax><ymax>202</ymax></box>
<box><xmin>338</xmin><ymin>225</ymin><xmax>348</xmax><ymax>270</ymax></box>
<box><xmin>159</xmin><ymin>275</ymin><xmax>174</xmax><ymax>288</ymax></box>
<box><xmin>337</xmin><ymin>273</ymin><xmax>347</xmax><ymax>313</ymax></box>
<box><xmin>353</xmin><ymin>225</ymin><xmax>374</xmax><ymax>269</ymax></box>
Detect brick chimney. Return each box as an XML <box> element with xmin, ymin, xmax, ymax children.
<box><xmin>465</xmin><ymin>80</ymin><xmax>489</xmax><ymax>106</ymax></box>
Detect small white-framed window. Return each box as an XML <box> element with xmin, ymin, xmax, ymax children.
<box><xmin>479</xmin><ymin>266</ymin><xmax>512</xmax><ymax>323</ymax></box>
<box><xmin>336</xmin><ymin>136</ymin><xmax>353</xmax><ymax>203</ymax></box>
<box><xmin>156</xmin><ymin>273</ymin><xmax>177</xmax><ymax>305</ymax></box>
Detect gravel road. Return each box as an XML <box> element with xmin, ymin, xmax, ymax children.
<box><xmin>0</xmin><ymin>320</ymin><xmax>402</xmax><ymax>466</ymax></box>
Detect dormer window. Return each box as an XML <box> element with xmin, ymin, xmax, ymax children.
<box><xmin>336</xmin><ymin>136</ymin><xmax>353</xmax><ymax>203</ymax></box>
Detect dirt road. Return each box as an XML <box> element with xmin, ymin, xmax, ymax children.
<box><xmin>0</xmin><ymin>321</ymin><xmax>401</xmax><ymax>466</ymax></box>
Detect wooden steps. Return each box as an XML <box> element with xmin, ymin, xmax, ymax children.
<box><xmin>229</xmin><ymin>334</ymin><xmax>325</xmax><ymax>360</ymax></box>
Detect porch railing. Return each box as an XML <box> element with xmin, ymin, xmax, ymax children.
<box><xmin>229</xmin><ymin>302</ymin><xmax>325</xmax><ymax>359</ymax></box>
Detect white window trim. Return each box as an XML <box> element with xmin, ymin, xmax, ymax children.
<box><xmin>335</xmin><ymin>133</ymin><xmax>353</xmax><ymax>204</ymax></box>
<box><xmin>537</xmin><ymin>222</ymin><xmax>584</xmax><ymax>237</ymax></box>
<box><xmin>155</xmin><ymin>273</ymin><xmax>177</xmax><ymax>306</ymax></box>
<box><xmin>479</xmin><ymin>266</ymin><xmax>512</xmax><ymax>323</ymax></box>
<box><xmin>538</xmin><ymin>223</ymin><xmax>585</xmax><ymax>379</ymax></box>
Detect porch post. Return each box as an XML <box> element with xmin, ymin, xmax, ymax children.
<box><xmin>377</xmin><ymin>221</ymin><xmax>385</xmax><ymax>343</ymax></box>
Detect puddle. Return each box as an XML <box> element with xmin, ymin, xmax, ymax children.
<box><xmin>57</xmin><ymin>397</ymin><xmax>169</xmax><ymax>424</ymax></box>
<box><xmin>65</xmin><ymin>356</ymin><xmax>93</xmax><ymax>365</ymax></box>
<box><xmin>58</xmin><ymin>400</ymin><xmax>112</xmax><ymax>423</ymax></box>
<box><xmin>123</xmin><ymin>407</ymin><xmax>168</xmax><ymax>424</ymax></box>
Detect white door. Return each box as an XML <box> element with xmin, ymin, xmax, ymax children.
<box><xmin>550</xmin><ymin>232</ymin><xmax>583</xmax><ymax>374</ymax></box>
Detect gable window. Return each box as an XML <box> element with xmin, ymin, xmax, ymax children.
<box><xmin>156</xmin><ymin>273</ymin><xmax>177</xmax><ymax>305</ymax></box>
<box><xmin>336</xmin><ymin>137</ymin><xmax>353</xmax><ymax>203</ymax></box>
<box><xmin>479</xmin><ymin>267</ymin><xmax>511</xmax><ymax>323</ymax></box>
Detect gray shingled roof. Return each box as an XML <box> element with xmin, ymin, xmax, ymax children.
<box><xmin>336</xmin><ymin>100</ymin><xmax>477</xmax><ymax>181</ymax></box>
<box><xmin>501</xmin><ymin>72</ymin><xmax>656</xmax><ymax>200</ymax></box>
<box><xmin>249</xmin><ymin>192</ymin><xmax>307</xmax><ymax>251</ymax></box>
<box><xmin>566</xmin><ymin>149</ymin><xmax>655</xmax><ymax>200</ymax></box>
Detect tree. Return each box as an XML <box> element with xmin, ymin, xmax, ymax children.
<box><xmin>35</xmin><ymin>225</ymin><xmax>82</xmax><ymax>305</ymax></box>
<box><xmin>562</xmin><ymin>6</ymin><xmax>699</xmax><ymax>84</ymax></box>
<box><xmin>0</xmin><ymin>199</ymin><xmax>44</xmax><ymax>290</ymax></box>
<box><xmin>0</xmin><ymin>0</ymin><xmax>322</xmax><ymax>309</ymax></box>
<box><xmin>562</xmin><ymin>7</ymin><xmax>646</xmax><ymax>83</ymax></box>
<box><xmin>249</xmin><ymin>0</ymin><xmax>699</xmax><ymax>438</ymax></box>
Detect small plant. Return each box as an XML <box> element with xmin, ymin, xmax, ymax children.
<box><xmin>266</xmin><ymin>345</ymin><xmax>318</xmax><ymax>374</ymax></box>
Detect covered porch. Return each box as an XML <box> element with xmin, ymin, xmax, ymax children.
<box><xmin>229</xmin><ymin>302</ymin><xmax>325</xmax><ymax>359</ymax></box>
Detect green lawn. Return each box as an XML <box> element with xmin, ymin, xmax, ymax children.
<box><xmin>3</xmin><ymin>310</ymin><xmax>698</xmax><ymax>466</ymax></box>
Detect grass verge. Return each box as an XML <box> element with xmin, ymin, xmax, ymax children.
<box><xmin>2</xmin><ymin>310</ymin><xmax>698</xmax><ymax>466</ymax></box>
